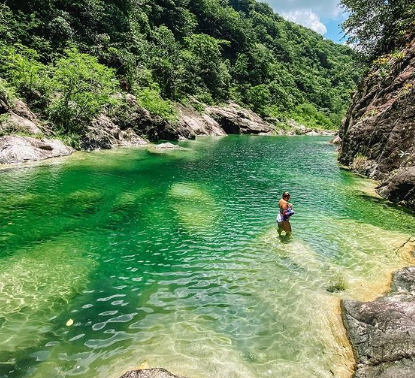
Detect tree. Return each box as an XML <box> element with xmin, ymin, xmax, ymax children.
<box><xmin>49</xmin><ymin>48</ymin><xmax>118</xmax><ymax>133</ymax></box>
<box><xmin>182</xmin><ymin>33</ymin><xmax>230</xmax><ymax>99</ymax></box>
<box><xmin>148</xmin><ymin>26</ymin><xmax>183</xmax><ymax>99</ymax></box>
<box><xmin>341</xmin><ymin>0</ymin><xmax>415</xmax><ymax>58</ymax></box>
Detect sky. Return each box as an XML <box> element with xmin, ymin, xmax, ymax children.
<box><xmin>264</xmin><ymin>0</ymin><xmax>347</xmax><ymax>44</ymax></box>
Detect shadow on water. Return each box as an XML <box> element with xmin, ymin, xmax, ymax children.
<box><xmin>278</xmin><ymin>233</ymin><xmax>292</xmax><ymax>244</ymax></box>
<box><xmin>357</xmin><ymin>193</ymin><xmax>415</xmax><ymax>215</ymax></box>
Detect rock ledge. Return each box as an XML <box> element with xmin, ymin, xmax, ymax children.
<box><xmin>342</xmin><ymin>266</ymin><xmax>415</xmax><ymax>378</ymax></box>
<box><xmin>0</xmin><ymin>135</ymin><xmax>74</xmax><ymax>165</ymax></box>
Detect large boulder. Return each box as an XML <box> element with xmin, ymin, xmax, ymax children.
<box><xmin>342</xmin><ymin>267</ymin><xmax>415</xmax><ymax>378</ymax></box>
<box><xmin>377</xmin><ymin>167</ymin><xmax>415</xmax><ymax>209</ymax></box>
<box><xmin>112</xmin><ymin>95</ymin><xmax>190</xmax><ymax>142</ymax></box>
<box><xmin>176</xmin><ymin>104</ymin><xmax>225</xmax><ymax>136</ymax></box>
<box><xmin>0</xmin><ymin>135</ymin><xmax>74</xmax><ymax>164</ymax></box>
<box><xmin>0</xmin><ymin>112</ymin><xmax>43</xmax><ymax>135</ymax></box>
<box><xmin>206</xmin><ymin>102</ymin><xmax>274</xmax><ymax>134</ymax></box>
<box><xmin>0</xmin><ymin>95</ymin><xmax>44</xmax><ymax>136</ymax></box>
<box><xmin>81</xmin><ymin>115</ymin><xmax>147</xmax><ymax>150</ymax></box>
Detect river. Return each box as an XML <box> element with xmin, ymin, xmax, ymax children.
<box><xmin>0</xmin><ymin>136</ymin><xmax>414</xmax><ymax>378</ymax></box>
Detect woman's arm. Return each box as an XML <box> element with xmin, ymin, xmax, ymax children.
<box><xmin>279</xmin><ymin>199</ymin><xmax>289</xmax><ymax>210</ymax></box>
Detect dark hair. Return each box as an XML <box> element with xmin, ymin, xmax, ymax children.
<box><xmin>282</xmin><ymin>191</ymin><xmax>290</xmax><ymax>198</ymax></box>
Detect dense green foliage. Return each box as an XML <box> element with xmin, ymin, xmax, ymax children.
<box><xmin>49</xmin><ymin>48</ymin><xmax>118</xmax><ymax>133</ymax></box>
<box><xmin>0</xmin><ymin>0</ymin><xmax>360</xmax><ymax>136</ymax></box>
<box><xmin>341</xmin><ymin>0</ymin><xmax>415</xmax><ymax>59</ymax></box>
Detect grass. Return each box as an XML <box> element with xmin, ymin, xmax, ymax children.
<box><xmin>327</xmin><ymin>273</ymin><xmax>347</xmax><ymax>293</ymax></box>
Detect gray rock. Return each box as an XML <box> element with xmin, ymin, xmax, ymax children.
<box><xmin>119</xmin><ymin>368</ymin><xmax>186</xmax><ymax>378</ymax></box>
<box><xmin>12</xmin><ymin>99</ymin><xmax>39</xmax><ymax>123</ymax></box>
<box><xmin>119</xmin><ymin>128</ymin><xmax>148</xmax><ymax>147</ymax></box>
<box><xmin>356</xmin><ymin>358</ymin><xmax>415</xmax><ymax>378</ymax></box>
<box><xmin>330</xmin><ymin>135</ymin><xmax>342</xmax><ymax>145</ymax></box>
<box><xmin>1</xmin><ymin>112</ymin><xmax>43</xmax><ymax>135</ymax></box>
<box><xmin>112</xmin><ymin>101</ymin><xmax>189</xmax><ymax>142</ymax></box>
<box><xmin>0</xmin><ymin>94</ymin><xmax>44</xmax><ymax>136</ymax></box>
<box><xmin>206</xmin><ymin>102</ymin><xmax>274</xmax><ymax>134</ymax></box>
<box><xmin>0</xmin><ymin>135</ymin><xmax>74</xmax><ymax>164</ymax></box>
<box><xmin>376</xmin><ymin>167</ymin><xmax>415</xmax><ymax>210</ymax></box>
<box><xmin>154</xmin><ymin>142</ymin><xmax>179</xmax><ymax>149</ymax></box>
<box><xmin>82</xmin><ymin>115</ymin><xmax>147</xmax><ymax>150</ymax></box>
<box><xmin>342</xmin><ymin>267</ymin><xmax>415</xmax><ymax>378</ymax></box>
<box><xmin>392</xmin><ymin>267</ymin><xmax>415</xmax><ymax>293</ymax></box>
<box><xmin>177</xmin><ymin>105</ymin><xmax>225</xmax><ymax>137</ymax></box>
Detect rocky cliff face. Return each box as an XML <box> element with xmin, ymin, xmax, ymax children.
<box><xmin>339</xmin><ymin>35</ymin><xmax>415</xmax><ymax>210</ymax></box>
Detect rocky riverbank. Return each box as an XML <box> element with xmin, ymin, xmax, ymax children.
<box><xmin>339</xmin><ymin>33</ymin><xmax>415</xmax><ymax>210</ymax></box>
<box><xmin>342</xmin><ymin>266</ymin><xmax>415</xmax><ymax>378</ymax></box>
<box><xmin>0</xmin><ymin>92</ymin><xmax>334</xmax><ymax>166</ymax></box>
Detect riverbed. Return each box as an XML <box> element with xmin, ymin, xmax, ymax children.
<box><xmin>0</xmin><ymin>136</ymin><xmax>414</xmax><ymax>378</ymax></box>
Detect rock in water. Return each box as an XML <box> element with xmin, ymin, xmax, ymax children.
<box><xmin>119</xmin><ymin>368</ymin><xmax>187</xmax><ymax>378</ymax></box>
<box><xmin>342</xmin><ymin>267</ymin><xmax>415</xmax><ymax>378</ymax></box>
<box><xmin>0</xmin><ymin>135</ymin><xmax>74</xmax><ymax>164</ymax></box>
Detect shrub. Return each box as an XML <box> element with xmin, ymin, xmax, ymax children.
<box><xmin>351</xmin><ymin>152</ymin><xmax>370</xmax><ymax>173</ymax></box>
<box><xmin>245</xmin><ymin>84</ymin><xmax>271</xmax><ymax>116</ymax></box>
<box><xmin>0</xmin><ymin>77</ymin><xmax>16</xmax><ymax>105</ymax></box>
<box><xmin>136</xmin><ymin>84</ymin><xmax>178</xmax><ymax>122</ymax></box>
<box><xmin>291</xmin><ymin>103</ymin><xmax>335</xmax><ymax>130</ymax></box>
<box><xmin>0</xmin><ymin>44</ymin><xmax>49</xmax><ymax>97</ymax></box>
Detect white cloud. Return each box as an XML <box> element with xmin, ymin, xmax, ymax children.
<box><xmin>281</xmin><ymin>9</ymin><xmax>327</xmax><ymax>34</ymax></box>
<box><xmin>268</xmin><ymin>0</ymin><xmax>342</xmax><ymax>18</ymax></box>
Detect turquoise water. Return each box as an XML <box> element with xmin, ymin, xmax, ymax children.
<box><xmin>0</xmin><ymin>136</ymin><xmax>414</xmax><ymax>378</ymax></box>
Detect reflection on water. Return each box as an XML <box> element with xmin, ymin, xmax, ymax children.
<box><xmin>0</xmin><ymin>136</ymin><xmax>414</xmax><ymax>378</ymax></box>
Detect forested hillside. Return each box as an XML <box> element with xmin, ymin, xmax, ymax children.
<box><xmin>0</xmin><ymin>0</ymin><xmax>360</xmax><ymax>143</ymax></box>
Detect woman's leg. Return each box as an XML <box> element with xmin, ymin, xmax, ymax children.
<box><xmin>280</xmin><ymin>220</ymin><xmax>292</xmax><ymax>236</ymax></box>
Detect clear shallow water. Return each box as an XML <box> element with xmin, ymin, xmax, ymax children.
<box><xmin>0</xmin><ymin>136</ymin><xmax>414</xmax><ymax>378</ymax></box>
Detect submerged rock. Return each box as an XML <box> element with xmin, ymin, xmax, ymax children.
<box><xmin>342</xmin><ymin>267</ymin><xmax>415</xmax><ymax>378</ymax></box>
<box><xmin>147</xmin><ymin>142</ymin><xmax>186</xmax><ymax>154</ymax></box>
<box><xmin>120</xmin><ymin>368</ymin><xmax>187</xmax><ymax>378</ymax></box>
<box><xmin>0</xmin><ymin>135</ymin><xmax>74</xmax><ymax>164</ymax></box>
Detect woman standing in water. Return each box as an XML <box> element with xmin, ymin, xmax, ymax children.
<box><xmin>277</xmin><ymin>191</ymin><xmax>294</xmax><ymax>236</ymax></box>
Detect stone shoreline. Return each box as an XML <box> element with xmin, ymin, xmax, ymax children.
<box><xmin>1</xmin><ymin>91</ymin><xmax>334</xmax><ymax>166</ymax></box>
<box><xmin>342</xmin><ymin>266</ymin><xmax>415</xmax><ymax>378</ymax></box>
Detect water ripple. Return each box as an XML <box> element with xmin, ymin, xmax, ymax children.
<box><xmin>0</xmin><ymin>137</ymin><xmax>414</xmax><ymax>378</ymax></box>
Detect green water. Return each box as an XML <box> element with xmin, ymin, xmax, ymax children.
<box><xmin>0</xmin><ymin>136</ymin><xmax>414</xmax><ymax>378</ymax></box>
